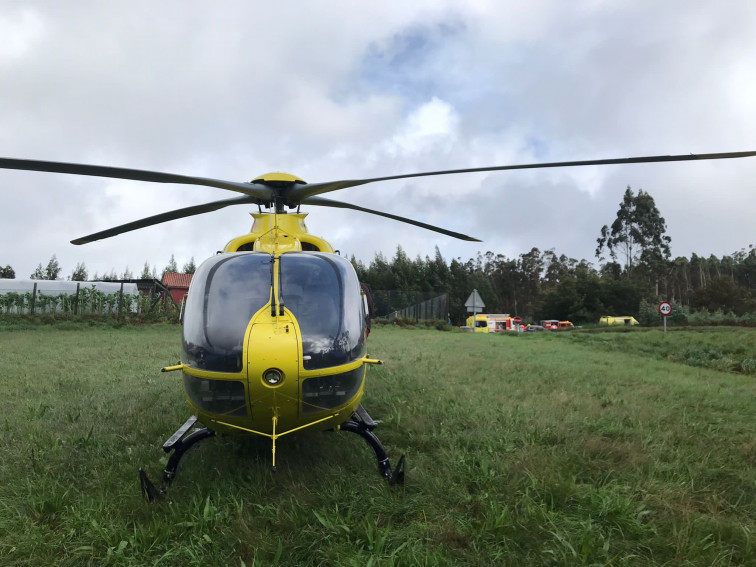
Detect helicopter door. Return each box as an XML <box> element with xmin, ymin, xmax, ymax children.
<box><xmin>244</xmin><ymin>313</ymin><xmax>301</xmax><ymax>426</ymax></box>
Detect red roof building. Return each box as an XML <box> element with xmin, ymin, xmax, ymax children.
<box><xmin>162</xmin><ymin>272</ymin><xmax>193</xmax><ymax>306</ymax></box>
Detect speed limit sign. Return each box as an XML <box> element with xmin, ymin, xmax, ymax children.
<box><xmin>658</xmin><ymin>301</ymin><xmax>672</xmax><ymax>316</ymax></box>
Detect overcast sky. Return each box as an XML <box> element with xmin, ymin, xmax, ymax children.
<box><xmin>1</xmin><ymin>1</ymin><xmax>755</xmax><ymax>280</ymax></box>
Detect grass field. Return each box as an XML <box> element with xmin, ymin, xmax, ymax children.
<box><xmin>0</xmin><ymin>323</ymin><xmax>755</xmax><ymax>566</ymax></box>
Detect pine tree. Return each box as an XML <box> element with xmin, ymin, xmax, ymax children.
<box><xmin>164</xmin><ymin>254</ymin><xmax>178</xmax><ymax>275</ymax></box>
<box><xmin>140</xmin><ymin>262</ymin><xmax>152</xmax><ymax>279</ymax></box>
<box><xmin>182</xmin><ymin>257</ymin><xmax>197</xmax><ymax>274</ymax></box>
<box><xmin>101</xmin><ymin>269</ymin><xmax>118</xmax><ymax>281</ymax></box>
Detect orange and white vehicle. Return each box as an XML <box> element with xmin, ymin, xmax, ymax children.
<box><xmin>465</xmin><ymin>313</ymin><xmax>524</xmax><ymax>332</ymax></box>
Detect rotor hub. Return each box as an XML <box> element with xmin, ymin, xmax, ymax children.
<box><xmin>251</xmin><ymin>172</ymin><xmax>306</xmax><ymax>187</ymax></box>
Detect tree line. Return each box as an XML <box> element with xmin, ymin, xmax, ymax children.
<box><xmin>3</xmin><ymin>187</ymin><xmax>754</xmax><ymax>325</ymax></box>
<box><xmin>352</xmin><ymin>244</ymin><xmax>756</xmax><ymax>325</ymax></box>
<box><xmin>5</xmin><ymin>244</ymin><xmax>753</xmax><ymax>325</ymax></box>
<box><xmin>0</xmin><ymin>254</ymin><xmax>197</xmax><ymax>282</ymax></box>
<box><xmin>353</xmin><ymin>187</ymin><xmax>756</xmax><ymax>324</ymax></box>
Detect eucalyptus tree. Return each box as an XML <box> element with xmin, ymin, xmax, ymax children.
<box><xmin>596</xmin><ymin>186</ymin><xmax>671</xmax><ymax>294</ymax></box>
<box><xmin>70</xmin><ymin>262</ymin><xmax>88</xmax><ymax>281</ymax></box>
<box><xmin>596</xmin><ymin>186</ymin><xmax>671</xmax><ymax>272</ymax></box>
<box><xmin>30</xmin><ymin>255</ymin><xmax>62</xmax><ymax>280</ymax></box>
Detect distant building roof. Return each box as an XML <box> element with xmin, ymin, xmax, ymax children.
<box><xmin>162</xmin><ymin>272</ymin><xmax>193</xmax><ymax>289</ymax></box>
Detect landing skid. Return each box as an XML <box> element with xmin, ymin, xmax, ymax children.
<box><xmin>340</xmin><ymin>405</ymin><xmax>405</xmax><ymax>485</ymax></box>
<box><xmin>139</xmin><ymin>406</ymin><xmax>404</xmax><ymax>501</ymax></box>
<box><xmin>139</xmin><ymin>415</ymin><xmax>215</xmax><ymax>502</ymax></box>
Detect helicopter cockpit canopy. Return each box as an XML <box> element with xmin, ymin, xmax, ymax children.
<box><xmin>182</xmin><ymin>252</ymin><xmax>367</xmax><ymax>373</ymax></box>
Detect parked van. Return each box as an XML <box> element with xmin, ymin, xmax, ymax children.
<box><xmin>599</xmin><ymin>315</ymin><xmax>639</xmax><ymax>326</ymax></box>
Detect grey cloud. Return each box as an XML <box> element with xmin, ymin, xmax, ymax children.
<box><xmin>1</xmin><ymin>1</ymin><xmax>755</xmax><ymax>279</ymax></box>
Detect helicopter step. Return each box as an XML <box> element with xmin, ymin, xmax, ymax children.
<box><xmin>339</xmin><ymin>405</ymin><xmax>405</xmax><ymax>485</ymax></box>
<box><xmin>163</xmin><ymin>414</ymin><xmax>200</xmax><ymax>450</ymax></box>
<box><xmin>139</xmin><ymin>415</ymin><xmax>215</xmax><ymax>502</ymax></box>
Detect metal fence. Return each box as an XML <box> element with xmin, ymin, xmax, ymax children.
<box><xmin>376</xmin><ymin>292</ymin><xmax>448</xmax><ymax>321</ymax></box>
<box><xmin>0</xmin><ymin>280</ymin><xmax>180</xmax><ymax>318</ymax></box>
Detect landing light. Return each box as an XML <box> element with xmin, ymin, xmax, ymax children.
<box><xmin>263</xmin><ymin>368</ymin><xmax>284</xmax><ymax>386</ymax></box>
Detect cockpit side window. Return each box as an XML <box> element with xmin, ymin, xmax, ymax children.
<box><xmin>205</xmin><ymin>256</ymin><xmax>270</xmax><ymax>348</ymax></box>
<box><xmin>183</xmin><ymin>253</ymin><xmax>270</xmax><ymax>372</ymax></box>
<box><xmin>280</xmin><ymin>253</ymin><xmax>366</xmax><ymax>370</ymax></box>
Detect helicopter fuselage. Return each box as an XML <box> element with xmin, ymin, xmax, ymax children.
<box><xmin>174</xmin><ymin>211</ymin><xmax>375</xmax><ymax>444</ymax></box>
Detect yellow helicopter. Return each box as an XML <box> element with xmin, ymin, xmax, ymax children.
<box><xmin>1</xmin><ymin>150</ymin><xmax>754</xmax><ymax>500</ymax></box>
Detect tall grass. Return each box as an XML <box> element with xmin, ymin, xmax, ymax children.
<box><xmin>0</xmin><ymin>324</ymin><xmax>754</xmax><ymax>565</ymax></box>
<box><xmin>569</xmin><ymin>326</ymin><xmax>756</xmax><ymax>375</ymax></box>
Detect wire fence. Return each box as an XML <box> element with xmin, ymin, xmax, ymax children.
<box><xmin>0</xmin><ymin>282</ymin><xmax>178</xmax><ymax>319</ymax></box>
<box><xmin>371</xmin><ymin>290</ymin><xmax>449</xmax><ymax>321</ymax></box>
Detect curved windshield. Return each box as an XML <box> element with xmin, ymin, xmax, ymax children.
<box><xmin>182</xmin><ymin>251</ymin><xmax>366</xmax><ymax>373</ymax></box>
<box><xmin>183</xmin><ymin>253</ymin><xmax>271</xmax><ymax>372</ymax></box>
<box><xmin>280</xmin><ymin>253</ymin><xmax>366</xmax><ymax>370</ymax></box>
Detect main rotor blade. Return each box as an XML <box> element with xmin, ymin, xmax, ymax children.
<box><xmin>287</xmin><ymin>150</ymin><xmax>756</xmax><ymax>201</ymax></box>
<box><xmin>72</xmin><ymin>196</ymin><xmax>258</xmax><ymax>244</ymax></box>
<box><xmin>0</xmin><ymin>157</ymin><xmax>275</xmax><ymax>201</ymax></box>
<box><xmin>301</xmin><ymin>196</ymin><xmax>481</xmax><ymax>242</ymax></box>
